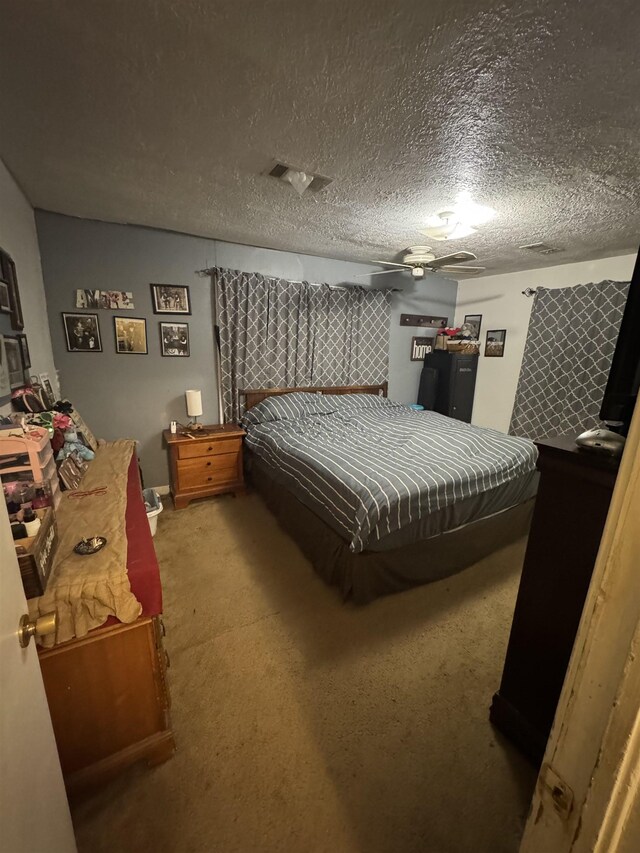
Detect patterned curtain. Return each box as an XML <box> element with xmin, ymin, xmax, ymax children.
<box><xmin>214</xmin><ymin>268</ymin><xmax>390</xmax><ymax>421</ymax></box>
<box><xmin>509</xmin><ymin>280</ymin><xmax>629</xmax><ymax>439</ymax></box>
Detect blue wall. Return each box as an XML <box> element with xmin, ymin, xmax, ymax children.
<box><xmin>36</xmin><ymin>211</ymin><xmax>457</xmax><ymax>486</ymax></box>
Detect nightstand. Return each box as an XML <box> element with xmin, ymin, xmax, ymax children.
<box><xmin>163</xmin><ymin>424</ymin><xmax>246</xmax><ymax>509</ymax></box>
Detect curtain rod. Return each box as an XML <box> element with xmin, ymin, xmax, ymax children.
<box><xmin>195</xmin><ymin>267</ymin><xmax>400</xmax><ymax>292</ymax></box>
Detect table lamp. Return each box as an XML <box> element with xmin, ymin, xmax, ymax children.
<box><xmin>185</xmin><ymin>389</ymin><xmax>203</xmax><ymax>429</ymax></box>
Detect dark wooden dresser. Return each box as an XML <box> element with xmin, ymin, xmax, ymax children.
<box><xmin>490</xmin><ymin>435</ymin><xmax>620</xmax><ymax>765</ymax></box>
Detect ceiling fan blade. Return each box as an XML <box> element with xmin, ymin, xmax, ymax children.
<box><xmin>429</xmin><ymin>251</ymin><xmax>477</xmax><ymax>268</ymax></box>
<box><xmin>438</xmin><ymin>265</ymin><xmax>485</xmax><ymax>275</ymax></box>
<box><xmin>370</xmin><ymin>260</ymin><xmax>413</xmax><ymax>268</ymax></box>
<box><xmin>354</xmin><ymin>267</ymin><xmax>408</xmax><ymax>278</ymax></box>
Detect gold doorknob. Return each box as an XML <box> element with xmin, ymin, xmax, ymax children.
<box><xmin>18</xmin><ymin>612</ymin><xmax>58</xmax><ymax>648</ymax></box>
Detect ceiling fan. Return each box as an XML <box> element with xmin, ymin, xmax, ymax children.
<box><xmin>359</xmin><ymin>246</ymin><xmax>486</xmax><ymax>279</ymax></box>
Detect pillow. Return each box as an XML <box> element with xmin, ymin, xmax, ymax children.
<box><xmin>242</xmin><ymin>392</ymin><xmax>336</xmax><ymax>427</ymax></box>
<box><xmin>327</xmin><ymin>393</ymin><xmax>397</xmax><ymax>411</ymax></box>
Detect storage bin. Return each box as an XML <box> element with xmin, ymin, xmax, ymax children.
<box><xmin>143</xmin><ymin>489</ymin><xmax>163</xmax><ymax>537</ymax></box>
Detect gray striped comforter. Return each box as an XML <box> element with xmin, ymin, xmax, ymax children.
<box><xmin>243</xmin><ymin>394</ymin><xmax>538</xmax><ymax>553</ymax></box>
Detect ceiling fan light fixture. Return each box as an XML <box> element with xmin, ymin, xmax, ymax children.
<box><xmin>420</xmin><ymin>214</ymin><xmax>477</xmax><ymax>242</ymax></box>
<box><xmin>411</xmin><ymin>267</ymin><xmax>425</xmax><ymax>279</ymax></box>
<box><xmin>454</xmin><ymin>191</ymin><xmax>496</xmax><ymax>227</ymax></box>
<box><xmin>421</xmin><ymin>193</ymin><xmax>496</xmax><ymax>240</ymax></box>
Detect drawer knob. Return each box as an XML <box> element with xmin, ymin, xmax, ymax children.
<box><xmin>207</xmin><ymin>446</ymin><xmax>213</xmax><ymax>451</ymax></box>
<box><xmin>206</xmin><ymin>461</ymin><xmax>211</xmax><ymax>466</ymax></box>
<box><xmin>207</xmin><ymin>476</ymin><xmax>212</xmax><ymax>482</ymax></box>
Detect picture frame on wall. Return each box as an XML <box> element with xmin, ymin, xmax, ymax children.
<box><xmin>160</xmin><ymin>322</ymin><xmax>190</xmax><ymax>357</ymax></box>
<box><xmin>0</xmin><ymin>281</ymin><xmax>10</xmax><ymax>313</ymax></box>
<box><xmin>114</xmin><ymin>316</ymin><xmax>148</xmax><ymax>354</ymax></box>
<box><xmin>410</xmin><ymin>336</ymin><xmax>435</xmax><ymax>361</ymax></box>
<box><xmin>4</xmin><ymin>336</ymin><xmax>25</xmax><ymax>388</ymax></box>
<box><xmin>6</xmin><ymin>257</ymin><xmax>24</xmax><ymax>331</ymax></box>
<box><xmin>0</xmin><ymin>336</ymin><xmax>12</xmax><ymax>403</ymax></box>
<box><xmin>463</xmin><ymin>314</ymin><xmax>482</xmax><ymax>340</ymax></box>
<box><xmin>485</xmin><ymin>329</ymin><xmax>507</xmax><ymax>357</ymax></box>
<box><xmin>62</xmin><ymin>312</ymin><xmax>103</xmax><ymax>352</ymax></box>
<box><xmin>75</xmin><ymin>289</ymin><xmax>135</xmax><ymax>310</ymax></box>
<box><xmin>17</xmin><ymin>333</ymin><xmax>31</xmax><ymax>369</ymax></box>
<box><xmin>0</xmin><ymin>251</ymin><xmax>24</xmax><ymax>330</ymax></box>
<box><xmin>150</xmin><ymin>283</ymin><xmax>191</xmax><ymax>315</ymax></box>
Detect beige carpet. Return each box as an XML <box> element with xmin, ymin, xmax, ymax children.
<box><xmin>71</xmin><ymin>493</ymin><xmax>536</xmax><ymax>853</ymax></box>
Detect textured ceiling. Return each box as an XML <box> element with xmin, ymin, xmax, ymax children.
<box><xmin>1</xmin><ymin>0</ymin><xmax>639</xmax><ymax>275</ymax></box>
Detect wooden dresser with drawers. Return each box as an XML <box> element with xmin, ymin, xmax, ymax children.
<box><xmin>163</xmin><ymin>424</ymin><xmax>246</xmax><ymax>509</ymax></box>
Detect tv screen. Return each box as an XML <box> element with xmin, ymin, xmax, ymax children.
<box><xmin>600</xmin><ymin>246</ymin><xmax>640</xmax><ymax>431</ymax></box>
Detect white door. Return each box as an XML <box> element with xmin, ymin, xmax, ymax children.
<box><xmin>0</xmin><ymin>499</ymin><xmax>76</xmax><ymax>852</ymax></box>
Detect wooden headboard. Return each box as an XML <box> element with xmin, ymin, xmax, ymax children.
<box><xmin>239</xmin><ymin>382</ymin><xmax>388</xmax><ymax>411</ymax></box>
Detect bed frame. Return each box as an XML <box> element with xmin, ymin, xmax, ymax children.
<box><xmin>238</xmin><ymin>382</ymin><xmax>534</xmax><ymax>602</ymax></box>
<box><xmin>240</xmin><ymin>382</ymin><xmax>387</xmax><ymax>412</ymax></box>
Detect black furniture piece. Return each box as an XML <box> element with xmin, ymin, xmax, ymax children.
<box><xmin>489</xmin><ymin>436</ymin><xmax>620</xmax><ymax>765</ymax></box>
<box><xmin>418</xmin><ymin>350</ymin><xmax>478</xmax><ymax>422</ymax></box>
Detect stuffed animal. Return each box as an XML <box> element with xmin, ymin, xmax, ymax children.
<box><xmin>56</xmin><ymin>426</ymin><xmax>95</xmax><ymax>462</ymax></box>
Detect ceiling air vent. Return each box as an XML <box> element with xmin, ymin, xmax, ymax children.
<box><xmin>265</xmin><ymin>161</ymin><xmax>333</xmax><ymax>195</ymax></box>
<box><xmin>268</xmin><ymin>162</ymin><xmax>289</xmax><ymax>179</ymax></box>
<box><xmin>519</xmin><ymin>241</ymin><xmax>564</xmax><ymax>255</ymax></box>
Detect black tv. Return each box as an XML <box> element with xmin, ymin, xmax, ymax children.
<box><xmin>600</xmin><ymin>245</ymin><xmax>640</xmax><ymax>434</ymax></box>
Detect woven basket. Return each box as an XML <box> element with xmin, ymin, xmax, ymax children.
<box><xmin>446</xmin><ymin>339</ymin><xmax>479</xmax><ymax>354</ymax></box>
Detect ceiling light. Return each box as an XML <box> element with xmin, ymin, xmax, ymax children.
<box><xmin>421</xmin><ymin>212</ymin><xmax>477</xmax><ymax>241</ymax></box>
<box><xmin>420</xmin><ymin>192</ymin><xmax>496</xmax><ymax>241</ymax></box>
<box><xmin>454</xmin><ymin>191</ymin><xmax>496</xmax><ymax>227</ymax></box>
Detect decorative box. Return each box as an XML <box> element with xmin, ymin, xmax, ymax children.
<box><xmin>14</xmin><ymin>507</ymin><xmax>58</xmax><ymax>599</ymax></box>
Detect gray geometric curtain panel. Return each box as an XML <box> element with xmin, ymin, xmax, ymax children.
<box><xmin>509</xmin><ymin>280</ymin><xmax>629</xmax><ymax>440</ymax></box>
<box><xmin>213</xmin><ymin>268</ymin><xmax>390</xmax><ymax>421</ymax></box>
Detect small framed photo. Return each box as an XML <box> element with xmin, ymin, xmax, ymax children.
<box><xmin>17</xmin><ymin>333</ymin><xmax>31</xmax><ymax>369</ymax></box>
<box><xmin>114</xmin><ymin>316</ymin><xmax>148</xmax><ymax>354</ymax></box>
<box><xmin>160</xmin><ymin>322</ymin><xmax>190</xmax><ymax>357</ymax></box>
<box><xmin>485</xmin><ymin>329</ymin><xmax>506</xmax><ymax>357</ymax></box>
<box><xmin>70</xmin><ymin>450</ymin><xmax>90</xmax><ymax>477</ymax></box>
<box><xmin>58</xmin><ymin>455</ymin><xmax>83</xmax><ymax>491</ymax></box>
<box><xmin>463</xmin><ymin>314</ymin><xmax>482</xmax><ymax>340</ymax></box>
<box><xmin>0</xmin><ymin>281</ymin><xmax>10</xmax><ymax>313</ymax></box>
<box><xmin>410</xmin><ymin>336</ymin><xmax>435</xmax><ymax>361</ymax></box>
<box><xmin>62</xmin><ymin>312</ymin><xmax>102</xmax><ymax>352</ymax></box>
<box><xmin>39</xmin><ymin>373</ymin><xmax>56</xmax><ymax>407</ymax></box>
<box><xmin>4</xmin><ymin>336</ymin><xmax>25</xmax><ymax>388</ymax></box>
<box><xmin>150</xmin><ymin>283</ymin><xmax>191</xmax><ymax>315</ymax></box>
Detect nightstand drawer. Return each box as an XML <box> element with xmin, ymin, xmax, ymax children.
<box><xmin>177</xmin><ymin>453</ymin><xmax>240</xmax><ymax>490</ymax></box>
<box><xmin>177</xmin><ymin>438</ymin><xmax>241</xmax><ymax>460</ymax></box>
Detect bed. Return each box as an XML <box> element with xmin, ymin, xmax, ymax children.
<box><xmin>240</xmin><ymin>384</ymin><xmax>538</xmax><ymax>603</ymax></box>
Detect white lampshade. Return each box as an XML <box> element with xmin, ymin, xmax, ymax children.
<box><xmin>185</xmin><ymin>389</ymin><xmax>203</xmax><ymax>418</ymax></box>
